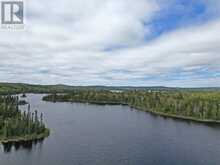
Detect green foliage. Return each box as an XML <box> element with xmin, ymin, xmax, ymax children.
<box><xmin>1</xmin><ymin>82</ymin><xmax>220</xmax><ymax>95</ymax></box>
<box><xmin>0</xmin><ymin>95</ymin><xmax>48</xmax><ymax>141</ymax></box>
<box><xmin>43</xmin><ymin>90</ymin><xmax>220</xmax><ymax>121</ymax></box>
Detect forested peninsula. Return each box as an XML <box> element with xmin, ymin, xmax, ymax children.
<box><xmin>1</xmin><ymin>82</ymin><xmax>220</xmax><ymax>143</ymax></box>
<box><xmin>43</xmin><ymin>90</ymin><xmax>220</xmax><ymax>123</ymax></box>
<box><xmin>0</xmin><ymin>95</ymin><xmax>49</xmax><ymax>143</ymax></box>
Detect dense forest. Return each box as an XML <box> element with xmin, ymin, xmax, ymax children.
<box><xmin>43</xmin><ymin>90</ymin><xmax>220</xmax><ymax>122</ymax></box>
<box><xmin>1</xmin><ymin>82</ymin><xmax>220</xmax><ymax>126</ymax></box>
<box><xmin>1</xmin><ymin>83</ymin><xmax>220</xmax><ymax>95</ymax></box>
<box><xmin>0</xmin><ymin>95</ymin><xmax>49</xmax><ymax>143</ymax></box>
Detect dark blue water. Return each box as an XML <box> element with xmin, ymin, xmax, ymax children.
<box><xmin>1</xmin><ymin>94</ymin><xmax>220</xmax><ymax>165</ymax></box>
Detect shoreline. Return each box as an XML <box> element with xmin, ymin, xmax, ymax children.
<box><xmin>0</xmin><ymin>129</ymin><xmax>50</xmax><ymax>144</ymax></box>
<box><xmin>133</xmin><ymin>106</ymin><xmax>220</xmax><ymax>125</ymax></box>
<box><xmin>44</xmin><ymin>99</ymin><xmax>220</xmax><ymax>125</ymax></box>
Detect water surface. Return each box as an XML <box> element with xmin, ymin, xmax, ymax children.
<box><xmin>1</xmin><ymin>94</ymin><xmax>220</xmax><ymax>165</ymax></box>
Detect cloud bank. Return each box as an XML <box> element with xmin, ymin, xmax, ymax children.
<box><xmin>0</xmin><ymin>0</ymin><xmax>219</xmax><ymax>87</ymax></box>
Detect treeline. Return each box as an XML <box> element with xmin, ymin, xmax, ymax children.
<box><xmin>1</xmin><ymin>82</ymin><xmax>220</xmax><ymax>95</ymax></box>
<box><xmin>0</xmin><ymin>83</ymin><xmax>70</xmax><ymax>95</ymax></box>
<box><xmin>0</xmin><ymin>95</ymin><xmax>49</xmax><ymax>141</ymax></box>
<box><xmin>43</xmin><ymin>90</ymin><xmax>220</xmax><ymax>121</ymax></box>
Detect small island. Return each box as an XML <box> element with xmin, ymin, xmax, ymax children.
<box><xmin>43</xmin><ymin>90</ymin><xmax>220</xmax><ymax>124</ymax></box>
<box><xmin>0</xmin><ymin>95</ymin><xmax>50</xmax><ymax>144</ymax></box>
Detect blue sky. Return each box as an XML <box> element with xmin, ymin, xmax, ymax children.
<box><xmin>149</xmin><ymin>0</ymin><xmax>206</xmax><ymax>37</ymax></box>
<box><xmin>0</xmin><ymin>0</ymin><xmax>220</xmax><ymax>87</ymax></box>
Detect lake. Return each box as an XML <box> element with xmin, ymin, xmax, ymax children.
<box><xmin>1</xmin><ymin>94</ymin><xmax>220</xmax><ymax>165</ymax></box>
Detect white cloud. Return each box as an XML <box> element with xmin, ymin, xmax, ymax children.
<box><xmin>0</xmin><ymin>0</ymin><xmax>219</xmax><ymax>87</ymax></box>
<box><xmin>25</xmin><ymin>0</ymin><xmax>158</xmax><ymax>50</ymax></box>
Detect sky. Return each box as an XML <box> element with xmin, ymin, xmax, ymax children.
<box><xmin>0</xmin><ymin>0</ymin><xmax>220</xmax><ymax>87</ymax></box>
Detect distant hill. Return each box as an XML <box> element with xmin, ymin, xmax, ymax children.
<box><xmin>0</xmin><ymin>82</ymin><xmax>220</xmax><ymax>94</ymax></box>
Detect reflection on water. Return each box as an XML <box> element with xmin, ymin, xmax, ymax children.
<box><xmin>1</xmin><ymin>94</ymin><xmax>220</xmax><ymax>165</ymax></box>
<box><xmin>147</xmin><ymin>110</ymin><xmax>220</xmax><ymax>129</ymax></box>
<box><xmin>1</xmin><ymin>138</ymin><xmax>44</xmax><ymax>153</ymax></box>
